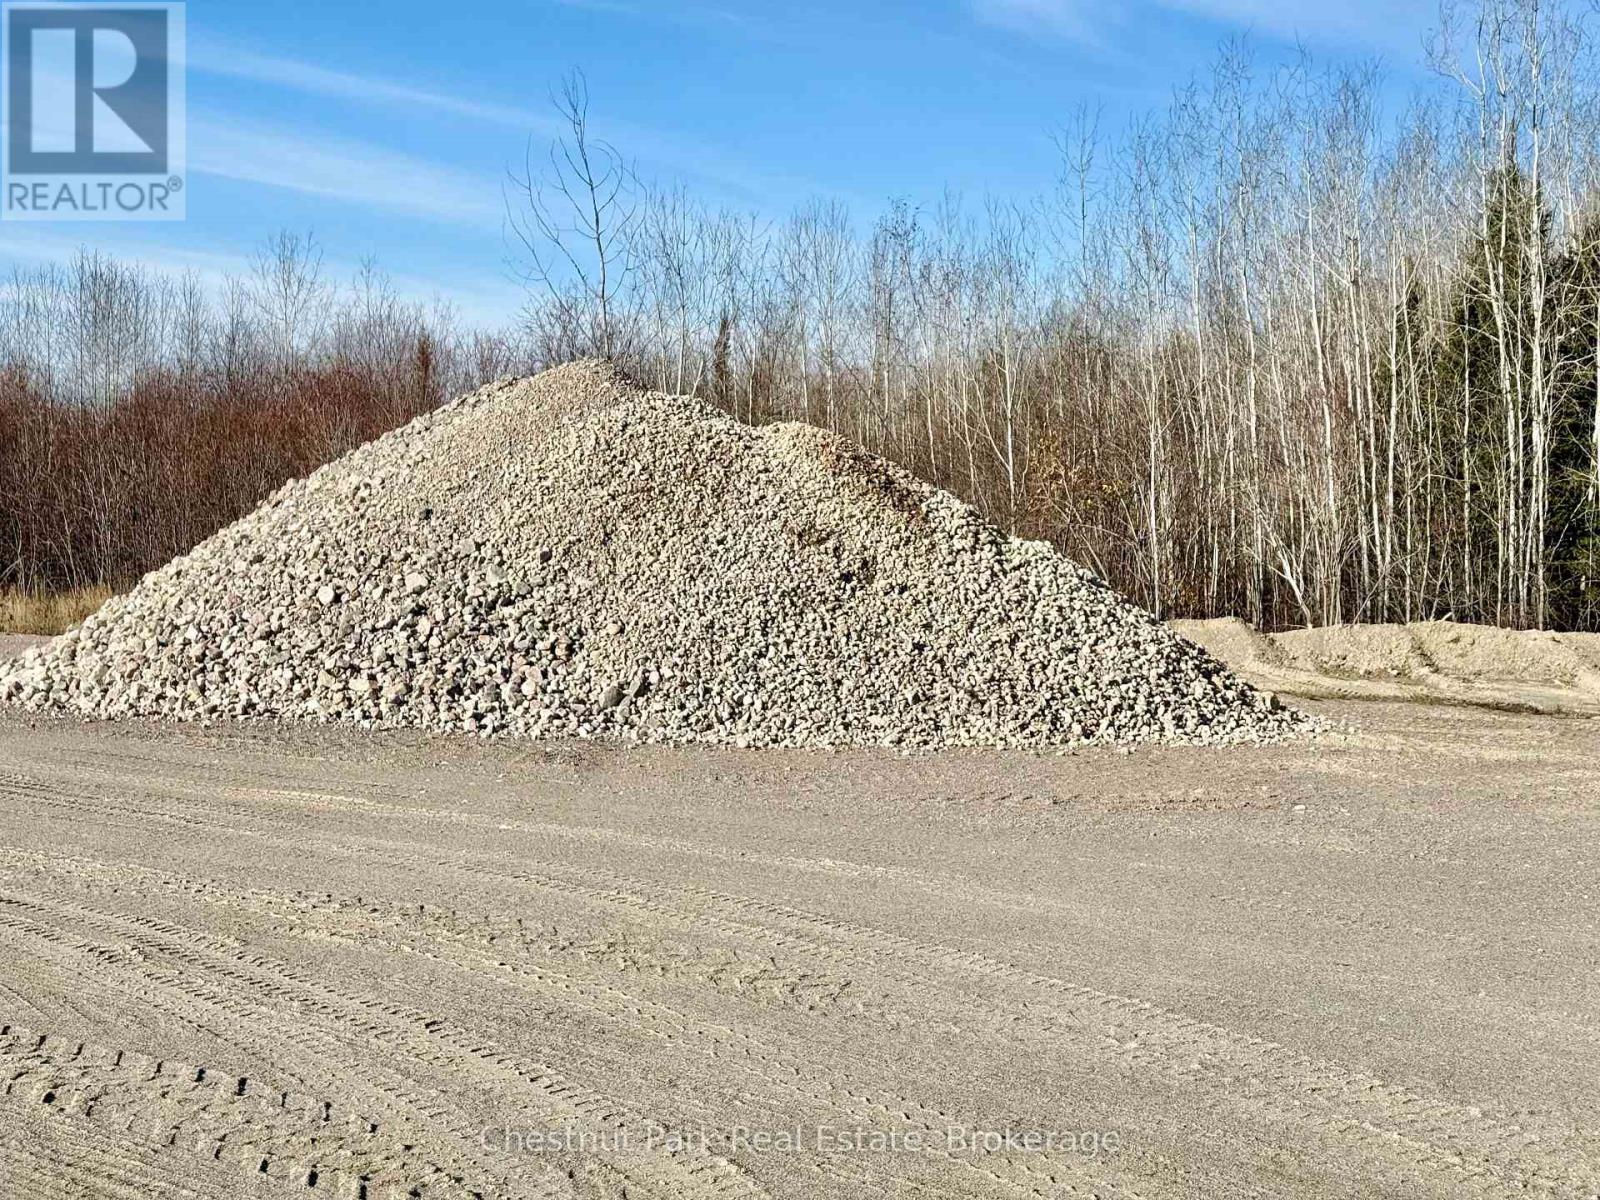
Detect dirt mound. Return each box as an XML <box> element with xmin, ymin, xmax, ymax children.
<box><xmin>1277</xmin><ymin>621</ymin><xmax>1600</xmax><ymax>691</ymax></box>
<box><xmin>1</xmin><ymin>362</ymin><xmax>1309</xmax><ymax>748</ymax></box>
<box><xmin>1176</xmin><ymin>616</ymin><xmax>1600</xmax><ymax>715</ymax></box>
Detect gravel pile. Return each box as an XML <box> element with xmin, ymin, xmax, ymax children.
<box><xmin>0</xmin><ymin>361</ymin><xmax>1312</xmax><ymax>747</ymax></box>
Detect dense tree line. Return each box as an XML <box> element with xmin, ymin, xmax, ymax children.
<box><xmin>5</xmin><ymin>0</ymin><xmax>1600</xmax><ymax>630</ymax></box>
<box><xmin>520</xmin><ymin>0</ymin><xmax>1600</xmax><ymax>630</ymax></box>
<box><xmin>0</xmin><ymin>240</ymin><xmax>518</xmax><ymax>591</ymax></box>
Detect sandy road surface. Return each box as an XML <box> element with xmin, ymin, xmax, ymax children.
<box><xmin>0</xmin><ymin>702</ymin><xmax>1597</xmax><ymax>1199</ymax></box>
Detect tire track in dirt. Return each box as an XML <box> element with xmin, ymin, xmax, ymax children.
<box><xmin>0</xmin><ymin>910</ymin><xmax>512</xmax><ymax>1200</ymax></box>
<box><xmin>4</xmin><ymin>779</ymin><xmax>1585</xmax><ymax>1196</ymax></box>
<box><xmin>4</xmin><ymin>742</ymin><xmax>1599</xmax><ymax>1197</ymax></box>
<box><xmin>0</xmin><ymin>855</ymin><xmax>1152</xmax><ymax>1200</ymax></box>
<box><xmin>7</xmin><ymin>821</ymin><xmax>1594</xmax><ymax>1198</ymax></box>
<box><xmin>431</xmin><ymin>858</ymin><xmax>1600</xmax><ymax>1200</ymax></box>
<box><xmin>0</xmin><ymin>1105</ymin><xmax>283</xmax><ymax>1199</ymax></box>
<box><xmin>1</xmin><ymin>761</ymin><xmax>1546</xmax><ymax>967</ymax></box>
<box><xmin>0</xmin><ymin>1023</ymin><xmax>439</xmax><ymax>1199</ymax></box>
<box><xmin>0</xmin><ymin>890</ymin><xmax>767</xmax><ymax>1200</ymax></box>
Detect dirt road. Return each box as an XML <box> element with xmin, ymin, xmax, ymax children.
<box><xmin>0</xmin><ymin>701</ymin><xmax>1597</xmax><ymax>1198</ymax></box>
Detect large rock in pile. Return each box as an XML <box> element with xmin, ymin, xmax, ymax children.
<box><xmin>0</xmin><ymin>362</ymin><xmax>1311</xmax><ymax>748</ymax></box>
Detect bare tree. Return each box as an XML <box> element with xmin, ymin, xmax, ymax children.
<box><xmin>247</xmin><ymin>231</ymin><xmax>328</xmax><ymax>366</ymax></box>
<box><xmin>508</xmin><ymin>71</ymin><xmax>638</xmax><ymax>359</ymax></box>
<box><xmin>15</xmin><ymin>2</ymin><xmax>1600</xmax><ymax>632</ymax></box>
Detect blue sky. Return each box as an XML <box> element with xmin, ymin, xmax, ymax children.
<box><xmin>0</xmin><ymin>0</ymin><xmax>1440</xmax><ymax>327</ymax></box>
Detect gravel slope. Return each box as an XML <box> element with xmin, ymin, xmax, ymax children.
<box><xmin>1</xmin><ymin>701</ymin><xmax>1597</xmax><ymax>1198</ymax></box>
<box><xmin>1</xmin><ymin>362</ymin><xmax>1306</xmax><ymax>748</ymax></box>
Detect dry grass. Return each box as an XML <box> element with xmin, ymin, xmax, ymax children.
<box><xmin>0</xmin><ymin>586</ymin><xmax>113</xmax><ymax>635</ymax></box>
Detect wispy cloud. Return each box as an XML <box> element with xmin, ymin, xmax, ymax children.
<box><xmin>194</xmin><ymin>41</ymin><xmax>828</xmax><ymax>212</ymax></box>
<box><xmin>20</xmin><ymin>44</ymin><xmax>509</xmax><ymax>227</ymax></box>
<box><xmin>548</xmin><ymin>0</ymin><xmax>764</xmax><ymax>38</ymax></box>
<box><xmin>189</xmin><ymin>116</ymin><xmax>504</xmax><ymax>226</ymax></box>
<box><xmin>971</xmin><ymin>0</ymin><xmax>1427</xmax><ymax>54</ymax></box>
<box><xmin>191</xmin><ymin>42</ymin><xmax>556</xmax><ymax>132</ymax></box>
<box><xmin>969</xmin><ymin>0</ymin><xmax>1112</xmax><ymax>46</ymax></box>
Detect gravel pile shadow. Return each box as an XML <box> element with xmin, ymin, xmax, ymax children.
<box><xmin>1</xmin><ymin>361</ymin><xmax>1312</xmax><ymax>748</ymax></box>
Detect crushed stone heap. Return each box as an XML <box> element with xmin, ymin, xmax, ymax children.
<box><xmin>0</xmin><ymin>361</ymin><xmax>1313</xmax><ymax>748</ymax></box>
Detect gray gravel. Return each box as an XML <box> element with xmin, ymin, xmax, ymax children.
<box><xmin>0</xmin><ymin>361</ymin><xmax>1311</xmax><ymax>748</ymax></box>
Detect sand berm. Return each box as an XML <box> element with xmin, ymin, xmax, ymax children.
<box><xmin>0</xmin><ymin>361</ymin><xmax>1311</xmax><ymax>748</ymax></box>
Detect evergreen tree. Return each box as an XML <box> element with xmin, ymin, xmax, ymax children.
<box><xmin>1548</xmin><ymin>211</ymin><xmax>1600</xmax><ymax>626</ymax></box>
